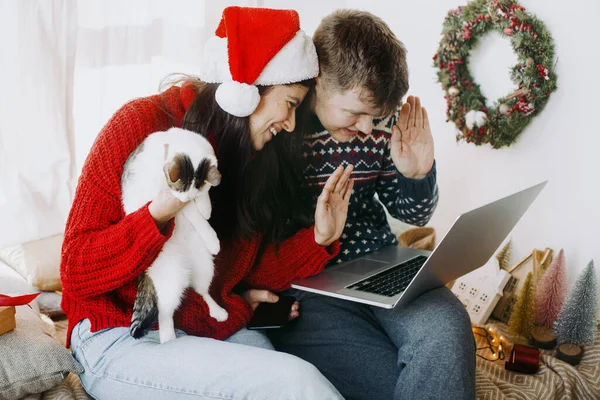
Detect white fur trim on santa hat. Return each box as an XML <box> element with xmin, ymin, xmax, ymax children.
<box><xmin>215</xmin><ymin>81</ymin><xmax>260</xmax><ymax>117</ymax></box>
<box><xmin>254</xmin><ymin>31</ymin><xmax>318</xmax><ymax>85</ymax></box>
<box><xmin>200</xmin><ymin>37</ymin><xmax>233</xmax><ymax>83</ymax></box>
<box><xmin>200</xmin><ymin>31</ymin><xmax>318</xmax><ymax>86</ymax></box>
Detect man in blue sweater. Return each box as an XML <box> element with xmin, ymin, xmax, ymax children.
<box><xmin>273</xmin><ymin>10</ymin><xmax>476</xmax><ymax>400</ymax></box>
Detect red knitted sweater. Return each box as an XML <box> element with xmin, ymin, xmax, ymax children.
<box><xmin>60</xmin><ymin>85</ymin><xmax>339</xmax><ymax>347</ymax></box>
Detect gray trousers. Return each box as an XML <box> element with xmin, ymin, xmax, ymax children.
<box><xmin>270</xmin><ymin>286</ymin><xmax>476</xmax><ymax>400</ymax></box>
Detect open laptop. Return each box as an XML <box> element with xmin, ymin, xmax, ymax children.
<box><xmin>291</xmin><ymin>181</ymin><xmax>547</xmax><ymax>309</ymax></box>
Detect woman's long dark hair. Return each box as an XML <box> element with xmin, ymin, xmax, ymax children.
<box><xmin>180</xmin><ymin>79</ymin><xmax>314</xmax><ymax>244</ymax></box>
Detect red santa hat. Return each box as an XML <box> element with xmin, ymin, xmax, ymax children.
<box><xmin>200</xmin><ymin>7</ymin><xmax>319</xmax><ymax>117</ymax></box>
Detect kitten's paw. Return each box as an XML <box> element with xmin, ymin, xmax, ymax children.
<box><xmin>210</xmin><ymin>307</ymin><xmax>228</xmax><ymax>322</ymax></box>
<box><xmin>207</xmin><ymin>238</ymin><xmax>220</xmax><ymax>255</ymax></box>
<box><xmin>159</xmin><ymin>329</ymin><xmax>177</xmax><ymax>344</ymax></box>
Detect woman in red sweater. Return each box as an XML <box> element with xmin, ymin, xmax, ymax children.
<box><xmin>61</xmin><ymin>7</ymin><xmax>351</xmax><ymax>400</ymax></box>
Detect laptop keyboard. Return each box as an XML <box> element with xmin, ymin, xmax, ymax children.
<box><xmin>346</xmin><ymin>255</ymin><xmax>428</xmax><ymax>297</ymax></box>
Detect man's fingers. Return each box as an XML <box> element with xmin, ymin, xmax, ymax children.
<box><xmin>407</xmin><ymin>96</ymin><xmax>416</xmax><ymax>128</ymax></box>
<box><xmin>422</xmin><ymin>107</ymin><xmax>430</xmax><ymax>129</ymax></box>
<box><xmin>288</xmin><ymin>301</ymin><xmax>300</xmax><ymax>320</ymax></box>
<box><xmin>414</xmin><ymin>97</ymin><xmax>423</xmax><ymax>128</ymax></box>
<box><xmin>398</xmin><ymin>102</ymin><xmax>411</xmax><ymax>131</ymax></box>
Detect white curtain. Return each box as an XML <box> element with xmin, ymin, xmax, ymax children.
<box><xmin>0</xmin><ymin>0</ymin><xmax>77</xmax><ymax>247</ymax></box>
<box><xmin>0</xmin><ymin>0</ymin><xmax>259</xmax><ymax>247</ymax></box>
<box><xmin>73</xmin><ymin>0</ymin><xmax>261</xmax><ymax>173</ymax></box>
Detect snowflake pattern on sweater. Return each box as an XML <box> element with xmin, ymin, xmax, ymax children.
<box><xmin>304</xmin><ymin>111</ymin><xmax>439</xmax><ymax>264</ymax></box>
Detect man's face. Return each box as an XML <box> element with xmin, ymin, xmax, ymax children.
<box><xmin>313</xmin><ymin>77</ymin><xmax>383</xmax><ymax>142</ymax></box>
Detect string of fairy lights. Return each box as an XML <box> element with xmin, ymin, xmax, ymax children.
<box><xmin>473</xmin><ymin>326</ymin><xmax>506</xmax><ymax>361</ymax></box>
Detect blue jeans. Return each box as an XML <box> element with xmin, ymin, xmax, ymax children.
<box><xmin>270</xmin><ymin>287</ymin><xmax>476</xmax><ymax>400</ymax></box>
<box><xmin>70</xmin><ymin>319</ymin><xmax>343</xmax><ymax>399</ymax></box>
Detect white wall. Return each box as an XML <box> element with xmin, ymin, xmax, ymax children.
<box><xmin>265</xmin><ymin>0</ymin><xmax>600</xmax><ymax>308</ymax></box>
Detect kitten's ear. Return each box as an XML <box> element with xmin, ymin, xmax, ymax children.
<box><xmin>163</xmin><ymin>143</ymin><xmax>169</xmax><ymax>162</ymax></box>
<box><xmin>163</xmin><ymin>153</ymin><xmax>194</xmax><ymax>191</ymax></box>
<box><xmin>164</xmin><ymin>160</ymin><xmax>180</xmax><ymax>183</ymax></box>
<box><xmin>206</xmin><ymin>165</ymin><xmax>221</xmax><ymax>186</ymax></box>
<box><xmin>195</xmin><ymin>159</ymin><xmax>221</xmax><ymax>188</ymax></box>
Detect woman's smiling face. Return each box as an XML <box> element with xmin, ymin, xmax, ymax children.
<box><xmin>248</xmin><ymin>84</ymin><xmax>309</xmax><ymax>151</ymax></box>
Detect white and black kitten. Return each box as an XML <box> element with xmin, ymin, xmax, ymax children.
<box><xmin>121</xmin><ymin>127</ymin><xmax>228</xmax><ymax>344</ymax></box>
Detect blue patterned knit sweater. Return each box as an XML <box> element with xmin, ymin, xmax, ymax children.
<box><xmin>304</xmin><ymin>111</ymin><xmax>439</xmax><ymax>265</ymax></box>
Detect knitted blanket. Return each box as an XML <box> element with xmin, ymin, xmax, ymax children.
<box><xmin>475</xmin><ymin>321</ymin><xmax>600</xmax><ymax>400</ymax></box>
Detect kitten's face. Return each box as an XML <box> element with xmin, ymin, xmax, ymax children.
<box><xmin>163</xmin><ymin>154</ymin><xmax>220</xmax><ymax>202</ymax></box>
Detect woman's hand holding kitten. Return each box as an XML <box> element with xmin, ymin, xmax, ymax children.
<box><xmin>148</xmin><ymin>180</ymin><xmax>187</xmax><ymax>231</ymax></box>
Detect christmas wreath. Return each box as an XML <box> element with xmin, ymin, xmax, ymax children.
<box><xmin>433</xmin><ymin>0</ymin><xmax>557</xmax><ymax>148</ymax></box>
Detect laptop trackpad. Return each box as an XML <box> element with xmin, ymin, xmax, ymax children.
<box><xmin>339</xmin><ymin>258</ymin><xmax>389</xmax><ymax>275</ymax></box>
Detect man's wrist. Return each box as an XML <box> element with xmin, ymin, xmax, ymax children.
<box><xmin>404</xmin><ymin>172</ymin><xmax>426</xmax><ymax>180</ymax></box>
<box><xmin>397</xmin><ymin>163</ymin><xmax>434</xmax><ymax>180</ymax></box>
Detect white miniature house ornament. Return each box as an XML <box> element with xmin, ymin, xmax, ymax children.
<box><xmin>452</xmin><ymin>258</ymin><xmax>511</xmax><ymax>326</ymax></box>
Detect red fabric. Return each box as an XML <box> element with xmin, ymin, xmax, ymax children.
<box><xmin>215</xmin><ymin>6</ymin><xmax>299</xmax><ymax>84</ymax></box>
<box><xmin>0</xmin><ymin>293</ymin><xmax>40</xmax><ymax>306</ymax></box>
<box><xmin>60</xmin><ymin>85</ymin><xmax>339</xmax><ymax>347</ymax></box>
<box><xmin>180</xmin><ymin>81</ymin><xmax>197</xmax><ymax>111</ymax></box>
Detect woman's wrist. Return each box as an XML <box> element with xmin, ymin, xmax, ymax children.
<box><xmin>314</xmin><ymin>227</ymin><xmax>333</xmax><ymax>247</ymax></box>
<box><xmin>148</xmin><ymin>201</ymin><xmax>172</xmax><ymax>231</ymax></box>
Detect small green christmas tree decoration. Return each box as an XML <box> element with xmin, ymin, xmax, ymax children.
<box><xmin>553</xmin><ymin>260</ymin><xmax>597</xmax><ymax>365</ymax></box>
<box><xmin>508</xmin><ymin>272</ymin><xmax>535</xmax><ymax>339</ymax></box>
<box><xmin>554</xmin><ymin>260</ymin><xmax>598</xmax><ymax>345</ymax></box>
<box><xmin>496</xmin><ymin>240</ymin><xmax>512</xmax><ymax>270</ymax></box>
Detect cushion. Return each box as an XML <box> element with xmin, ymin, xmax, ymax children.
<box><xmin>0</xmin><ymin>234</ymin><xmax>63</xmax><ymax>291</ymax></box>
<box><xmin>0</xmin><ymin>261</ymin><xmax>82</xmax><ymax>400</ymax></box>
<box><xmin>36</xmin><ymin>292</ymin><xmax>64</xmax><ymax>318</ymax></box>
<box><xmin>398</xmin><ymin>226</ymin><xmax>436</xmax><ymax>251</ymax></box>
